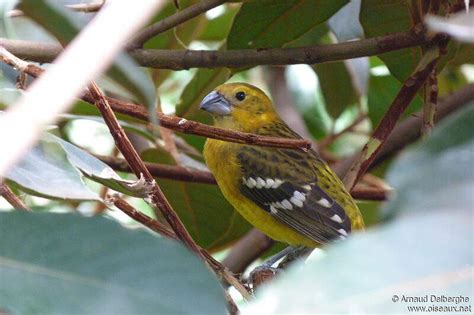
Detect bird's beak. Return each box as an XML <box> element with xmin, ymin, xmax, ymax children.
<box><xmin>199</xmin><ymin>91</ymin><xmax>231</xmax><ymax>116</ymax></box>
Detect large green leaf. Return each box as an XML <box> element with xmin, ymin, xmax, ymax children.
<box><xmin>18</xmin><ymin>0</ymin><xmax>156</xmax><ymax>111</ymax></box>
<box><xmin>227</xmin><ymin>0</ymin><xmax>348</xmax><ymax>49</ymax></box>
<box><xmin>0</xmin><ymin>212</ymin><xmax>227</xmax><ymax>314</ymax></box>
<box><xmin>142</xmin><ymin>149</ymin><xmax>251</xmax><ymax>251</ymax></box>
<box><xmin>313</xmin><ymin>61</ymin><xmax>359</xmax><ymax>118</ymax></box>
<box><xmin>242</xmin><ymin>103</ymin><xmax>474</xmax><ymax>315</ymax></box>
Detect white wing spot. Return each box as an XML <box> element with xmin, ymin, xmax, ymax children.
<box><xmin>281</xmin><ymin>199</ymin><xmax>293</xmax><ymax>210</ymax></box>
<box><xmin>272</xmin><ymin>179</ymin><xmax>283</xmax><ymax>188</ymax></box>
<box><xmin>293</xmin><ymin>191</ymin><xmax>306</xmax><ymax>202</ymax></box>
<box><xmin>269</xmin><ymin>205</ymin><xmax>278</xmax><ymax>214</ymax></box>
<box><xmin>303</xmin><ymin>185</ymin><xmax>312</xmax><ymax>191</ymax></box>
<box><xmin>274</xmin><ymin>201</ymin><xmax>283</xmax><ymax>209</ymax></box>
<box><xmin>338</xmin><ymin>228</ymin><xmax>348</xmax><ymax>236</ymax></box>
<box><xmin>265</xmin><ymin>178</ymin><xmax>275</xmax><ymax>188</ymax></box>
<box><xmin>256</xmin><ymin>177</ymin><xmax>265</xmax><ymax>189</ymax></box>
<box><xmin>246</xmin><ymin>177</ymin><xmax>257</xmax><ymax>188</ymax></box>
<box><xmin>290</xmin><ymin>196</ymin><xmax>303</xmax><ymax>207</ymax></box>
<box><xmin>317</xmin><ymin>198</ymin><xmax>332</xmax><ymax>208</ymax></box>
<box><xmin>330</xmin><ymin>214</ymin><xmax>343</xmax><ymax>224</ymax></box>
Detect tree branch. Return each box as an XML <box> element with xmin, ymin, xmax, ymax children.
<box><xmin>222</xmin><ymin>229</ymin><xmax>274</xmax><ymax>274</ymax></box>
<box><xmin>0</xmin><ymin>28</ymin><xmax>431</xmax><ymax>69</ymax></box>
<box><xmin>98</xmin><ymin>154</ymin><xmax>217</xmax><ymax>184</ymax></box>
<box><xmin>0</xmin><ymin>58</ymin><xmax>310</xmax><ymax>150</ymax></box>
<box><xmin>131</xmin><ymin>0</ymin><xmax>227</xmax><ymax>48</ymax></box>
<box><xmin>343</xmin><ymin>45</ymin><xmax>446</xmax><ymax>191</ymax></box>
<box><xmin>108</xmin><ymin>195</ymin><xmax>177</xmax><ymax>239</ymax></box>
<box><xmin>0</xmin><ymin>181</ymin><xmax>31</xmax><ymax>211</ymax></box>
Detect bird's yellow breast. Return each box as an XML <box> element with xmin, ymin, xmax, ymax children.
<box><xmin>204</xmin><ymin>139</ymin><xmax>318</xmax><ymax>247</ymax></box>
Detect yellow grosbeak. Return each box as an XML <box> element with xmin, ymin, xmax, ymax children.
<box><xmin>200</xmin><ymin>83</ymin><xmax>364</xmax><ymax>247</ymax></box>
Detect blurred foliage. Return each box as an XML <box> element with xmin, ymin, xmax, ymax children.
<box><xmin>0</xmin><ymin>1</ymin><xmax>473</xmax><ymax>312</ymax></box>
<box><xmin>0</xmin><ymin>212</ymin><xmax>227</xmax><ymax>314</ymax></box>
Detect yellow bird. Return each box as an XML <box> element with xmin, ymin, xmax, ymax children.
<box><xmin>200</xmin><ymin>83</ymin><xmax>364</xmax><ymax>248</ymax></box>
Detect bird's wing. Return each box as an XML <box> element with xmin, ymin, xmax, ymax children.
<box><xmin>237</xmin><ymin>145</ymin><xmax>351</xmax><ymax>244</ymax></box>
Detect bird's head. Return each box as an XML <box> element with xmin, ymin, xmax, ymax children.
<box><xmin>200</xmin><ymin>82</ymin><xmax>280</xmax><ymax>132</ymax></box>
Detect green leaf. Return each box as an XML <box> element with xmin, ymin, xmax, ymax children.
<box><xmin>313</xmin><ymin>61</ymin><xmax>359</xmax><ymax>118</ymax></box>
<box><xmin>360</xmin><ymin>0</ymin><xmax>421</xmax><ymax>82</ymax></box>
<box><xmin>228</xmin><ymin>0</ymin><xmax>348</xmax><ymax>49</ymax></box>
<box><xmin>0</xmin><ymin>212</ymin><xmax>227</xmax><ymax>314</ymax></box>
<box><xmin>18</xmin><ymin>0</ymin><xmax>156</xmax><ymax>111</ymax></box>
<box><xmin>176</xmin><ymin>67</ymin><xmax>230</xmax><ymax>150</ymax></box>
<box><xmin>5</xmin><ymin>138</ymin><xmax>99</xmax><ymax>201</ymax></box>
<box><xmin>242</xmin><ymin>105</ymin><xmax>474</xmax><ymax>313</ymax></box>
<box><xmin>142</xmin><ymin>148</ymin><xmax>251</xmax><ymax>251</ymax></box>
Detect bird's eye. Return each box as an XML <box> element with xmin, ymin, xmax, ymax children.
<box><xmin>235</xmin><ymin>91</ymin><xmax>246</xmax><ymax>101</ymax></box>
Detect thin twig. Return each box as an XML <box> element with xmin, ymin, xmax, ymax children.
<box><xmin>0</xmin><ymin>29</ymin><xmax>432</xmax><ymax>69</ymax></box>
<box><xmin>108</xmin><ymin>195</ymin><xmax>177</xmax><ymax>239</ymax></box>
<box><xmin>0</xmin><ymin>181</ymin><xmax>31</xmax><ymax>211</ymax></box>
<box><xmin>422</xmin><ymin>69</ymin><xmax>438</xmax><ymax>137</ymax></box>
<box><xmin>343</xmin><ymin>43</ymin><xmax>447</xmax><ymax>191</ymax></box>
<box><xmin>1</xmin><ymin>58</ymin><xmax>310</xmax><ymax>150</ymax></box>
<box><xmin>87</xmin><ymin>82</ymin><xmax>249</xmax><ymax>306</ymax></box>
<box><xmin>131</xmin><ymin>0</ymin><xmax>227</xmax><ymax>48</ymax></box>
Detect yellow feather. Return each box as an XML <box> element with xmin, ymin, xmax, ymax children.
<box><xmin>202</xmin><ymin>82</ymin><xmax>364</xmax><ymax>247</ymax></box>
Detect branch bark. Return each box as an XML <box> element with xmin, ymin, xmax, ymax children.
<box><xmin>0</xmin><ymin>29</ymin><xmax>431</xmax><ymax>69</ymax></box>
<box><xmin>0</xmin><ymin>181</ymin><xmax>31</xmax><ymax>211</ymax></box>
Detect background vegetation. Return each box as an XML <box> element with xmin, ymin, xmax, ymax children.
<box><xmin>0</xmin><ymin>0</ymin><xmax>472</xmax><ymax>314</ymax></box>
